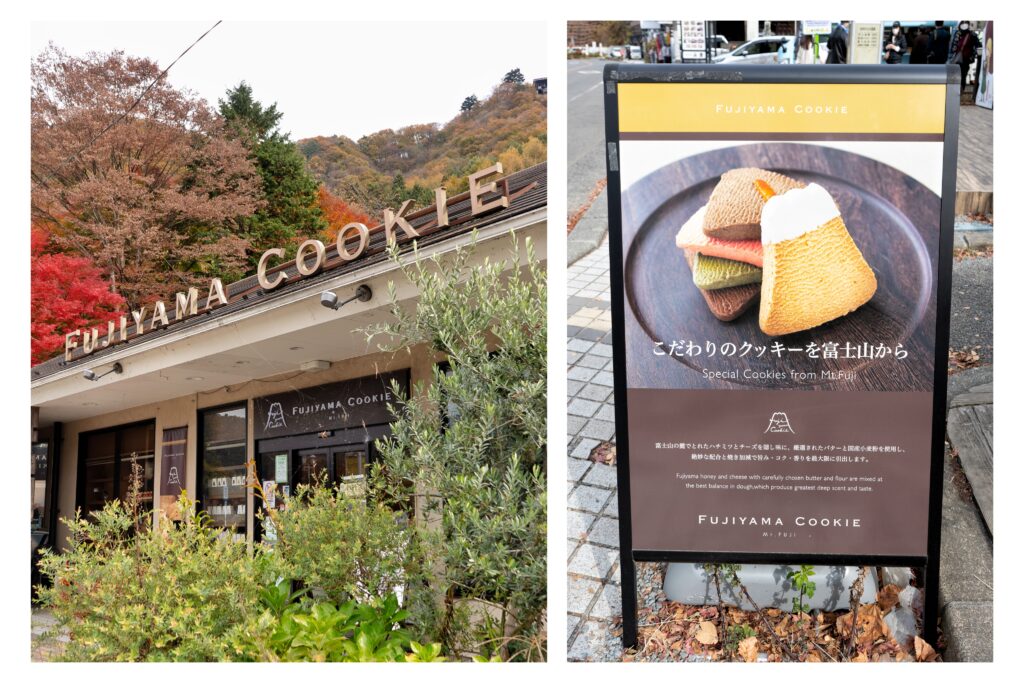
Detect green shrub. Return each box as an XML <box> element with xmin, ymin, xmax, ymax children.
<box><xmin>35</xmin><ymin>494</ymin><xmax>274</xmax><ymax>662</ymax></box>
<box><xmin>364</xmin><ymin>234</ymin><xmax>547</xmax><ymax>660</ymax></box>
<box><xmin>259</xmin><ymin>581</ymin><xmax>441</xmax><ymax>662</ymax></box>
<box><xmin>262</xmin><ymin>479</ymin><xmax>414</xmax><ymax>605</ymax></box>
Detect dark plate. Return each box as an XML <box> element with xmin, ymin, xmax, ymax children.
<box><xmin>621</xmin><ymin>143</ymin><xmax>939</xmax><ymax>391</ymax></box>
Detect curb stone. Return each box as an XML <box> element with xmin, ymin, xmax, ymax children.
<box><xmin>567</xmin><ymin>189</ymin><xmax>608</xmax><ymax>265</ymax></box>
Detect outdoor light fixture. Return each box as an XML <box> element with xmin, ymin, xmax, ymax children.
<box><xmin>320</xmin><ymin>285</ymin><xmax>372</xmax><ymax>311</ymax></box>
<box><xmin>83</xmin><ymin>362</ymin><xmax>123</xmax><ymax>382</ymax></box>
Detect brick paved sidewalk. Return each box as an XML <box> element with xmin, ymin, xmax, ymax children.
<box><xmin>566</xmin><ymin>238</ymin><xmax>627</xmax><ymax>662</ymax></box>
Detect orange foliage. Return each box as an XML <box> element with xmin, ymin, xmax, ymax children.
<box><xmin>317</xmin><ymin>186</ymin><xmax>376</xmax><ymax>241</ymax></box>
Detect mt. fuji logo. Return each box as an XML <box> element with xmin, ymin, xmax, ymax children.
<box><xmin>764</xmin><ymin>412</ymin><xmax>795</xmax><ymax>434</ymax></box>
<box><xmin>265</xmin><ymin>402</ymin><xmax>287</xmax><ymax>430</ymax></box>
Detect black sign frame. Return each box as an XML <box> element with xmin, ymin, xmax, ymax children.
<box><xmin>602</xmin><ymin>63</ymin><xmax>960</xmax><ymax>649</ymax></box>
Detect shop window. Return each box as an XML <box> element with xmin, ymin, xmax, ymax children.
<box><xmin>199</xmin><ymin>405</ymin><xmax>248</xmax><ymax>539</ymax></box>
<box><xmin>31</xmin><ymin>442</ymin><xmax>48</xmax><ymax>532</ymax></box>
<box><xmin>78</xmin><ymin>422</ymin><xmax>156</xmax><ymax>519</ymax></box>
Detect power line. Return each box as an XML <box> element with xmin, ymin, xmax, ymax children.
<box><xmin>57</xmin><ymin>20</ymin><xmax>223</xmax><ymax>172</ymax></box>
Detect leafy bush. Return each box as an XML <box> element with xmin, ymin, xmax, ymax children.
<box><xmin>260</xmin><ymin>478</ymin><xmax>414</xmax><ymax>605</ymax></box>
<box><xmin>35</xmin><ymin>494</ymin><xmax>274</xmax><ymax>661</ymax></box>
<box><xmin>364</xmin><ymin>234</ymin><xmax>547</xmax><ymax>660</ymax></box>
<box><xmin>260</xmin><ymin>580</ymin><xmax>442</xmax><ymax>662</ymax></box>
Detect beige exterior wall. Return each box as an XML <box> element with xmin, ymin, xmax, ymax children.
<box><xmin>54</xmin><ymin>344</ymin><xmax>438</xmax><ymax>551</ymax></box>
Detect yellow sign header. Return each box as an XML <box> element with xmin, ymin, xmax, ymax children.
<box><xmin>618</xmin><ymin>83</ymin><xmax>945</xmax><ymax>135</ymax></box>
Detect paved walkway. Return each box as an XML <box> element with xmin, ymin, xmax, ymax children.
<box><xmin>957</xmin><ymin>105</ymin><xmax>993</xmax><ymax>193</ymax></box>
<box><xmin>566</xmin><ymin>239</ymin><xmax>625</xmax><ymax>661</ymax></box>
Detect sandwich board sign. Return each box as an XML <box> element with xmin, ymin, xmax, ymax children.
<box><xmin>602</xmin><ymin>63</ymin><xmax>959</xmax><ymax>648</ymax></box>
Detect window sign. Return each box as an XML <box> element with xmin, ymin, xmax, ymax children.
<box><xmin>274</xmin><ymin>454</ymin><xmax>289</xmax><ymax>484</ymax></box>
<box><xmin>159</xmin><ymin>427</ymin><xmax>187</xmax><ymax>520</ymax></box>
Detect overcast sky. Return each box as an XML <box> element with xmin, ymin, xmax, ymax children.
<box><xmin>32</xmin><ymin>21</ymin><xmax>547</xmax><ymax>140</ymax></box>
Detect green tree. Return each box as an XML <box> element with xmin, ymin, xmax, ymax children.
<box><xmin>218</xmin><ymin>81</ymin><xmax>283</xmax><ymax>144</ymax></box>
<box><xmin>364</xmin><ymin>235</ymin><xmax>546</xmax><ymax>661</ymax></box>
<box><xmin>219</xmin><ymin>82</ymin><xmax>326</xmax><ymax>267</ymax></box>
<box><xmin>502</xmin><ymin>68</ymin><xmax>525</xmax><ymax>85</ymax></box>
<box><xmin>460</xmin><ymin>94</ymin><xmax>479</xmax><ymax>113</ymax></box>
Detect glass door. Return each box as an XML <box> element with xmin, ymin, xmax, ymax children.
<box><xmin>258</xmin><ymin>450</ymin><xmax>289</xmax><ymax>543</ymax></box>
<box><xmin>295</xmin><ymin>449</ymin><xmax>330</xmax><ymax>487</ymax></box>
<box><xmin>333</xmin><ymin>446</ymin><xmax>367</xmax><ymax>483</ymax></box>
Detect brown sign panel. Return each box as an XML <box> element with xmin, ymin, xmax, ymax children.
<box><xmin>627</xmin><ymin>389</ymin><xmax>932</xmax><ymax>557</ymax></box>
<box><xmin>253</xmin><ymin>370</ymin><xmax>409</xmax><ymax>439</ymax></box>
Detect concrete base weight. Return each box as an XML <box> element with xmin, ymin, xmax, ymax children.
<box><xmin>663</xmin><ymin>563</ymin><xmax>879</xmax><ymax>612</ymax></box>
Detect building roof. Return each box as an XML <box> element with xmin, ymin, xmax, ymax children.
<box><xmin>32</xmin><ymin>162</ymin><xmax>546</xmax><ymax>381</ymax></box>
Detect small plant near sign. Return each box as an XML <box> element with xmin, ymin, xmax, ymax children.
<box><xmin>786</xmin><ymin>564</ymin><xmax>817</xmax><ymax>614</ymax></box>
<box><xmin>724</xmin><ymin>623</ymin><xmax>758</xmax><ymax>655</ymax></box>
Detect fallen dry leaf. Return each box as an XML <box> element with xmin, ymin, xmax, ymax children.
<box><xmin>876</xmin><ymin>584</ymin><xmax>901</xmax><ymax>612</ymax></box>
<box><xmin>588</xmin><ymin>441</ymin><xmax>616</xmax><ymax>466</ymax></box>
<box><xmin>694</xmin><ymin>621</ymin><xmax>718</xmax><ymax>645</ymax></box>
<box><xmin>738</xmin><ymin>636</ymin><xmax>759</xmax><ymax>662</ymax></box>
<box><xmin>914</xmin><ymin>636</ymin><xmax>939</xmax><ymax>662</ymax></box>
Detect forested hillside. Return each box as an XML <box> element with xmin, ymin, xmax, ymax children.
<box><xmin>299</xmin><ymin>78</ymin><xmax>546</xmax><ymax>215</ymax></box>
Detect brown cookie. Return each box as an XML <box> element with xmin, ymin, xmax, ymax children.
<box><xmin>684</xmin><ymin>248</ymin><xmax>760</xmax><ymax>322</ymax></box>
<box><xmin>703</xmin><ymin>168</ymin><xmax>805</xmax><ymax>240</ymax></box>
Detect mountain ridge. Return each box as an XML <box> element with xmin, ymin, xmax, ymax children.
<box><xmin>298</xmin><ymin>82</ymin><xmax>546</xmax><ymax>215</ymax></box>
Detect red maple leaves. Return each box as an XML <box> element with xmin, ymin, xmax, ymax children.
<box><xmin>31</xmin><ymin>228</ymin><xmax>124</xmax><ymax>366</ymax></box>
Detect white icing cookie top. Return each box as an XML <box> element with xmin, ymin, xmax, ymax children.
<box><xmin>760</xmin><ymin>183</ymin><xmax>840</xmax><ymax>245</ymax></box>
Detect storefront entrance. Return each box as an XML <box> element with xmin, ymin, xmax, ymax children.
<box><xmin>251</xmin><ymin>370</ymin><xmax>408</xmax><ymax>543</ymax></box>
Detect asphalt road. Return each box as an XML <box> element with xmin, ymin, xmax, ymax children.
<box><xmin>950</xmin><ymin>255</ymin><xmax>994</xmax><ymax>364</ymax></box>
<box><xmin>567</xmin><ymin>59</ymin><xmax>618</xmax><ymax>212</ymax></box>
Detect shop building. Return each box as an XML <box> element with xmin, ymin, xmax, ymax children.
<box><xmin>31</xmin><ymin>162</ymin><xmax>546</xmax><ymax>552</ymax></box>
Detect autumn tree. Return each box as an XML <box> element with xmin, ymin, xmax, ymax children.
<box><xmin>219</xmin><ymin>82</ymin><xmax>326</xmax><ymax>268</ymax></box>
<box><xmin>31</xmin><ymin>227</ymin><xmax>125</xmax><ymax>365</ymax></box>
<box><xmin>597</xmin><ymin>21</ymin><xmax>633</xmax><ymax>46</ymax></box>
<box><xmin>317</xmin><ymin>186</ymin><xmax>374</xmax><ymax>242</ymax></box>
<box><xmin>460</xmin><ymin>94</ymin><xmax>479</xmax><ymax>113</ymax></box>
<box><xmin>31</xmin><ymin>45</ymin><xmax>263</xmax><ymax>309</ymax></box>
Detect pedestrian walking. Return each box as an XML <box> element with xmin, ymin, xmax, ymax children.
<box><xmin>884</xmin><ymin>21</ymin><xmax>907</xmax><ymax>64</ymax></box>
<box><xmin>950</xmin><ymin>20</ymin><xmax>980</xmax><ymax>94</ymax></box>
<box><xmin>910</xmin><ymin>30</ymin><xmax>930</xmax><ymax>64</ymax></box>
<box><xmin>826</xmin><ymin>21</ymin><xmax>850</xmax><ymax>64</ymax></box>
<box><xmin>928</xmin><ymin>21</ymin><xmax>951</xmax><ymax>64</ymax></box>
<box><xmin>796</xmin><ymin>35</ymin><xmax>816</xmax><ymax>64</ymax></box>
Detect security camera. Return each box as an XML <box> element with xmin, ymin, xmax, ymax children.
<box><xmin>83</xmin><ymin>369</ymin><xmax>97</xmax><ymax>381</ymax></box>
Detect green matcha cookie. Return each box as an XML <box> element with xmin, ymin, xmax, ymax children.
<box><xmin>692</xmin><ymin>252</ymin><xmax>763</xmax><ymax>291</ymax></box>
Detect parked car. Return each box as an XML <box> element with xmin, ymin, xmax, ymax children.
<box><xmin>608</xmin><ymin>46</ymin><xmax>624</xmax><ymax>60</ymax></box>
<box><xmin>712</xmin><ymin>35</ymin><xmax>795</xmax><ymax>64</ymax></box>
<box><xmin>709</xmin><ymin>34</ymin><xmax>731</xmax><ymax>57</ymax></box>
<box><xmin>628</xmin><ymin>45</ymin><xmax>642</xmax><ymax>60</ymax></box>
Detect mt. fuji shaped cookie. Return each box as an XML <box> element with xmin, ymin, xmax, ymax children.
<box><xmin>757</xmin><ymin>181</ymin><xmax>877</xmax><ymax>336</ymax></box>
<box><xmin>703</xmin><ymin>168</ymin><xmax>805</xmax><ymax>240</ymax></box>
